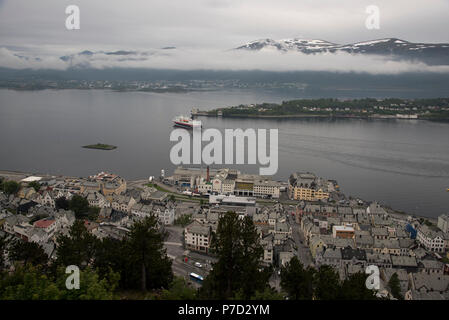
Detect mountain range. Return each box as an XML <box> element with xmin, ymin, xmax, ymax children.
<box><xmin>2</xmin><ymin>37</ymin><xmax>449</xmax><ymax>70</ymax></box>
<box><xmin>235</xmin><ymin>38</ymin><xmax>449</xmax><ymax>65</ymax></box>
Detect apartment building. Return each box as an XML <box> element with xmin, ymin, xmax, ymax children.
<box><xmin>253</xmin><ymin>180</ymin><xmax>281</xmax><ymax>199</ymax></box>
<box><xmin>417</xmin><ymin>225</ymin><xmax>445</xmax><ymax>252</ymax></box>
<box><xmin>288</xmin><ymin>172</ymin><xmax>330</xmax><ymax>201</ymax></box>
<box><xmin>184</xmin><ymin>222</ymin><xmax>212</xmax><ymax>254</ymax></box>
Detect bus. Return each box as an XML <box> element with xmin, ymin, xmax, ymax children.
<box><xmin>189</xmin><ymin>272</ymin><xmax>204</xmax><ymax>284</ymax></box>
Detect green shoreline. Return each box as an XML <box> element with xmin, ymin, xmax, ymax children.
<box><xmin>195</xmin><ymin>97</ymin><xmax>449</xmax><ymax>121</ymax></box>
<box><xmin>196</xmin><ymin>113</ymin><xmax>449</xmax><ymax>121</ymax></box>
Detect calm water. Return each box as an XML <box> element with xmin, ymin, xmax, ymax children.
<box><xmin>0</xmin><ymin>89</ymin><xmax>448</xmax><ymax>218</ymax></box>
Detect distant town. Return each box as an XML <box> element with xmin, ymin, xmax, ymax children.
<box><xmin>1</xmin><ymin>166</ymin><xmax>448</xmax><ymax>300</ymax></box>
<box><xmin>0</xmin><ymin>79</ymin><xmax>306</xmax><ymax>92</ymax></box>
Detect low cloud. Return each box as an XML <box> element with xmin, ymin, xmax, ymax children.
<box><xmin>1</xmin><ymin>46</ymin><xmax>449</xmax><ymax>74</ymax></box>
<box><xmin>0</xmin><ymin>47</ymin><xmax>66</xmax><ymax>70</ymax></box>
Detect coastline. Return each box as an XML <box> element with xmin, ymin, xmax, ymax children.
<box><xmin>0</xmin><ymin>169</ymin><xmax>437</xmax><ymax>223</ymax></box>
<box><xmin>195</xmin><ymin>112</ymin><xmax>448</xmax><ymax>121</ymax></box>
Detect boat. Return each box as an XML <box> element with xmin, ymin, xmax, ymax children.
<box><xmin>173</xmin><ymin>115</ymin><xmax>194</xmax><ymax>129</ymax></box>
<box><xmin>173</xmin><ymin>115</ymin><xmax>202</xmax><ymax>129</ymax></box>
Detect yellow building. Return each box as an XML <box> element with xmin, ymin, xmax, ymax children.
<box><xmin>293</xmin><ymin>187</ymin><xmax>329</xmax><ymax>201</ymax></box>
<box><xmin>81</xmin><ymin>172</ymin><xmax>127</xmax><ymax>201</ymax></box>
<box><xmin>288</xmin><ymin>172</ymin><xmax>330</xmax><ymax>201</ymax></box>
<box><xmin>17</xmin><ymin>187</ymin><xmax>36</xmax><ymax>199</ymax></box>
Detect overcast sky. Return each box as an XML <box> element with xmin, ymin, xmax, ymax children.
<box><xmin>1</xmin><ymin>0</ymin><xmax>448</xmax><ymax>51</ymax></box>
<box><xmin>0</xmin><ymin>0</ymin><xmax>448</xmax><ymax>72</ymax></box>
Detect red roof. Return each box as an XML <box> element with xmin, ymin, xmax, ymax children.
<box><xmin>34</xmin><ymin>219</ymin><xmax>55</xmax><ymax>228</ymax></box>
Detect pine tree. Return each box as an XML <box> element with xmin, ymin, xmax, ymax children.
<box><xmin>55</xmin><ymin>220</ymin><xmax>98</xmax><ymax>268</ymax></box>
<box><xmin>8</xmin><ymin>240</ymin><xmax>48</xmax><ymax>266</ymax></box>
<box><xmin>68</xmin><ymin>194</ymin><xmax>90</xmax><ymax>218</ymax></box>
<box><xmin>280</xmin><ymin>256</ymin><xmax>315</xmax><ymax>300</ymax></box>
<box><xmin>313</xmin><ymin>265</ymin><xmax>342</xmax><ymax>300</ymax></box>
<box><xmin>126</xmin><ymin>216</ymin><xmax>173</xmax><ymax>291</ymax></box>
<box><xmin>339</xmin><ymin>272</ymin><xmax>378</xmax><ymax>300</ymax></box>
<box><xmin>388</xmin><ymin>273</ymin><xmax>403</xmax><ymax>300</ymax></box>
<box><xmin>201</xmin><ymin>211</ymin><xmax>269</xmax><ymax>299</ymax></box>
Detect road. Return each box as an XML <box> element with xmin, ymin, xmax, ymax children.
<box><xmin>287</xmin><ymin>211</ymin><xmax>312</xmax><ymax>268</ymax></box>
<box><xmin>163</xmin><ymin>225</ymin><xmax>211</xmax><ymax>287</ymax></box>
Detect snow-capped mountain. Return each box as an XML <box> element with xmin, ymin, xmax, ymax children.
<box><xmin>235</xmin><ymin>38</ymin><xmax>449</xmax><ymax>65</ymax></box>
<box><xmin>236</xmin><ymin>38</ymin><xmax>338</xmax><ymax>53</ymax></box>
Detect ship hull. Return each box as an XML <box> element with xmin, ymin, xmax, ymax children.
<box><xmin>173</xmin><ymin>121</ymin><xmax>193</xmax><ymax>129</ymax></box>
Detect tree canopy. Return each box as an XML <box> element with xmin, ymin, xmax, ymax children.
<box><xmin>55</xmin><ymin>220</ymin><xmax>98</xmax><ymax>268</ymax></box>
<box><xmin>8</xmin><ymin>240</ymin><xmax>48</xmax><ymax>267</ymax></box>
<box><xmin>388</xmin><ymin>273</ymin><xmax>403</xmax><ymax>300</ymax></box>
<box><xmin>280</xmin><ymin>257</ymin><xmax>379</xmax><ymax>300</ymax></box>
<box><xmin>0</xmin><ymin>264</ymin><xmax>118</xmax><ymax>300</ymax></box>
<box><xmin>200</xmin><ymin>211</ymin><xmax>271</xmax><ymax>299</ymax></box>
<box><xmin>280</xmin><ymin>256</ymin><xmax>315</xmax><ymax>300</ymax></box>
<box><xmin>55</xmin><ymin>197</ymin><xmax>69</xmax><ymax>210</ymax></box>
<box><xmin>68</xmin><ymin>194</ymin><xmax>90</xmax><ymax>218</ymax></box>
<box><xmin>28</xmin><ymin>181</ymin><xmax>41</xmax><ymax>192</ymax></box>
<box><xmin>94</xmin><ymin>216</ymin><xmax>173</xmax><ymax>292</ymax></box>
<box><xmin>2</xmin><ymin>180</ymin><xmax>20</xmax><ymax>195</ymax></box>
<box><xmin>1</xmin><ymin>215</ymin><xmax>174</xmax><ymax>299</ymax></box>
<box><xmin>126</xmin><ymin>216</ymin><xmax>173</xmax><ymax>291</ymax></box>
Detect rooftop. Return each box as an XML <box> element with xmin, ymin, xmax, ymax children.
<box><xmin>34</xmin><ymin>219</ymin><xmax>56</xmax><ymax>228</ymax></box>
<box><xmin>20</xmin><ymin>176</ymin><xmax>42</xmax><ymax>182</ymax></box>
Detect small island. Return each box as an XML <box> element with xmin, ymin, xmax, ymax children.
<box><xmin>82</xmin><ymin>143</ymin><xmax>117</xmax><ymax>150</ymax></box>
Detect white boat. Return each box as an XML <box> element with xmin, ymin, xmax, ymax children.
<box><xmin>173</xmin><ymin>115</ymin><xmax>202</xmax><ymax>129</ymax></box>
<box><xmin>173</xmin><ymin>115</ymin><xmax>194</xmax><ymax>129</ymax></box>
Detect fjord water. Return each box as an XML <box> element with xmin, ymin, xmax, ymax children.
<box><xmin>0</xmin><ymin>89</ymin><xmax>448</xmax><ymax>218</ymax></box>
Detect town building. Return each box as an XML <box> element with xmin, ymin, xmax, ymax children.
<box><xmin>332</xmin><ymin>225</ymin><xmax>355</xmax><ymax>239</ymax></box>
<box><xmin>184</xmin><ymin>222</ymin><xmax>212</xmax><ymax>254</ymax></box>
<box><xmin>288</xmin><ymin>172</ymin><xmax>331</xmax><ymax>201</ymax></box>
<box><xmin>437</xmin><ymin>214</ymin><xmax>449</xmax><ymax>233</ymax></box>
<box><xmin>253</xmin><ymin>180</ymin><xmax>280</xmax><ymax>198</ymax></box>
<box><xmin>417</xmin><ymin>225</ymin><xmax>445</xmax><ymax>252</ymax></box>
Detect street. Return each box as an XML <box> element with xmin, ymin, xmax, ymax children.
<box><xmin>287</xmin><ymin>211</ymin><xmax>312</xmax><ymax>268</ymax></box>
<box><xmin>164</xmin><ymin>225</ymin><xmax>211</xmax><ymax>287</ymax></box>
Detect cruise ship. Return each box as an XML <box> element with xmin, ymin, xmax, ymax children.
<box><xmin>173</xmin><ymin>115</ymin><xmax>194</xmax><ymax>129</ymax></box>
<box><xmin>173</xmin><ymin>116</ymin><xmax>202</xmax><ymax>129</ymax></box>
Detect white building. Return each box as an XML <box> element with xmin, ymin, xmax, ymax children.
<box><xmin>253</xmin><ymin>180</ymin><xmax>281</xmax><ymax>198</ymax></box>
<box><xmin>3</xmin><ymin>215</ymin><xmax>30</xmax><ymax>235</ymax></box>
<box><xmin>157</xmin><ymin>207</ymin><xmax>175</xmax><ymax>225</ymax></box>
<box><xmin>209</xmin><ymin>194</ymin><xmax>256</xmax><ymax>206</ymax></box>
<box><xmin>40</xmin><ymin>191</ymin><xmax>56</xmax><ymax>208</ymax></box>
<box><xmin>196</xmin><ymin>178</ymin><xmax>212</xmax><ymax>194</ymax></box>
<box><xmin>131</xmin><ymin>203</ymin><xmax>153</xmax><ymax>218</ymax></box>
<box><xmin>211</xmin><ymin>177</ymin><xmax>224</xmax><ymax>193</ymax></box>
<box><xmin>110</xmin><ymin>195</ymin><xmax>137</xmax><ymax>213</ymax></box>
<box><xmin>86</xmin><ymin>191</ymin><xmax>109</xmax><ymax>208</ymax></box>
<box><xmin>184</xmin><ymin>222</ymin><xmax>212</xmax><ymax>254</ymax></box>
<box><xmin>34</xmin><ymin>219</ymin><xmax>57</xmax><ymax>237</ymax></box>
<box><xmin>417</xmin><ymin>225</ymin><xmax>445</xmax><ymax>252</ymax></box>
<box><xmin>221</xmin><ymin>179</ymin><xmax>235</xmax><ymax>195</ymax></box>
<box><xmin>437</xmin><ymin>214</ymin><xmax>449</xmax><ymax>233</ymax></box>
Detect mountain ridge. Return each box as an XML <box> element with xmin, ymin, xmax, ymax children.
<box><xmin>235</xmin><ymin>37</ymin><xmax>449</xmax><ymax>65</ymax></box>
